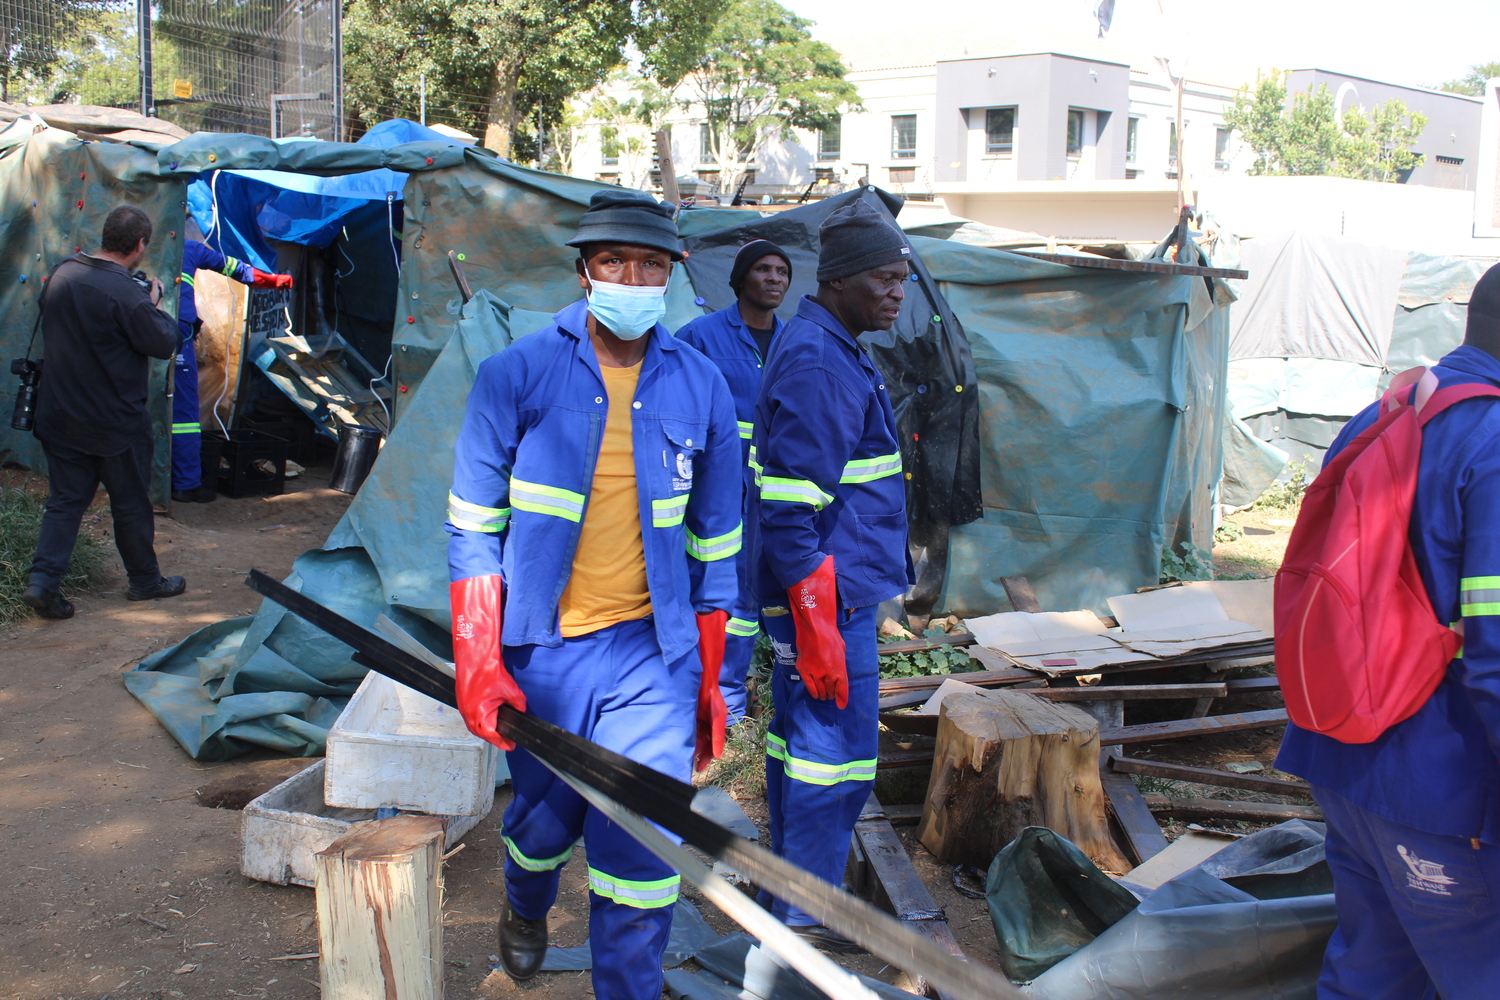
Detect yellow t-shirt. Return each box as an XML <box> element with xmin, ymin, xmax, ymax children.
<box><xmin>558</xmin><ymin>361</ymin><xmax>652</xmax><ymax>635</ymax></box>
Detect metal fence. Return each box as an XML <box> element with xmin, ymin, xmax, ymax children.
<box><xmin>153</xmin><ymin>0</ymin><xmax>342</xmax><ymax>139</ymax></box>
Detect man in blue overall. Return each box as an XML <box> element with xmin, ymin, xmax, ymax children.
<box><xmin>676</xmin><ymin>240</ymin><xmax>792</xmax><ymax>720</ymax></box>
<box><xmin>172</xmin><ymin>240</ymin><xmax>292</xmax><ymax>502</ymax></box>
<box><xmin>445</xmin><ymin>189</ymin><xmax>741</xmax><ymax>999</ymax></box>
<box><xmin>1277</xmin><ymin>262</ymin><xmax>1500</xmax><ymax>999</ymax></box>
<box><xmin>752</xmin><ymin>199</ymin><xmax>914</xmax><ymax>950</ymax></box>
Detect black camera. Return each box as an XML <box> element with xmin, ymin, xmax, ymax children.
<box><xmin>132</xmin><ymin>270</ymin><xmax>151</xmax><ymax>293</ymax></box>
<box><xmin>10</xmin><ymin>357</ymin><xmax>41</xmax><ymax>432</ymax></box>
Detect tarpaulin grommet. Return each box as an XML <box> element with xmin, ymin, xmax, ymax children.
<box><xmin>694</xmin><ymin>296</ymin><xmax>706</xmax><ymax>306</ymax></box>
<box><xmin>169</xmin><ymin>162</ymin><xmax>179</xmax><ymax>170</ymax></box>
<box><xmin>931</xmin><ymin>315</ymin><xmax>940</xmax><ymax>323</ymax></box>
<box><xmin>169</xmin><ymin>232</ymin><xmax>176</xmax><ymax>238</ymax></box>
<box><xmin>954</xmin><ymin>385</ymin><xmax>963</xmax><ymax>392</ymax></box>
<box><xmin>398</xmin><ymin>385</ymin><xmax>408</xmax><ymax>393</ymax></box>
<box><xmin>913</xmin><ymin>433</ymin><xmax>920</xmax><ymax>441</ymax></box>
<box><xmin>425</xmin><ymin>157</ymin><xmax>434</xmax><ymax>165</ymax></box>
<box><xmin>207</xmin><ymin>154</ymin><xmax>217</xmax><ymax>163</ymax></box>
<box><xmin>905</xmin><ymin>472</ymin><xmax>913</xmax><ymax>479</ymax></box>
<box><xmin>175</xmin><ymin>276</ymin><xmax>182</xmax><ymax>284</ymax></box>
<box><xmin>456</xmin><ymin>253</ymin><xmax>466</xmax><ymax>261</ymax></box>
<box><xmin>80</xmin><ymin>173</ymin><xmax>85</xmax><ymax>180</ymax></box>
<box><xmin>917</xmin><ymin>385</ymin><xmax>927</xmax><ymax>393</ymax></box>
<box><xmin>77</xmin><ymin>200</ymin><xmax>84</xmax><ymax>209</ymax></box>
<box><xmin>406</xmin><ymin>316</ymin><xmax>415</xmax><ymax>323</ymax></box>
<box><xmin>18</xmin><ymin>274</ymin><xmax>25</xmax><ymax>283</ymax></box>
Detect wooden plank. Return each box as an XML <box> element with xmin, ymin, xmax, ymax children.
<box><xmin>878</xmin><ymin>632</ymin><xmax>976</xmax><ymax>656</ymax></box>
<box><xmin>1142</xmin><ymin>795</ymin><xmax>1323</xmax><ymax>824</ymax></box>
<box><xmin>854</xmin><ymin>795</ymin><xmax>966</xmax><ymax>1000</ymax></box>
<box><xmin>1010</xmin><ymin>248</ymin><xmax>1250</xmax><ymax>280</ymax></box>
<box><xmin>316</xmin><ymin>815</ymin><xmax>445</xmax><ymax>1000</ymax></box>
<box><xmin>877</xmin><ymin>641</ymin><xmax>1277</xmax><ymax>692</ymax></box>
<box><xmin>1225</xmin><ymin>675</ymin><xmax>1280</xmax><ymax>693</ymax></box>
<box><xmin>1099</xmin><ymin>708</ymin><xmax>1288</xmax><ymax>746</ymax></box>
<box><xmin>999</xmin><ymin>575</ymin><xmax>1042</xmax><ymax>613</ymax></box>
<box><xmin>879</xmin><ymin>666</ymin><xmax>1035</xmax><ymax>697</ymax></box>
<box><xmin>1109</xmin><ymin>756</ymin><xmax>1311</xmax><ymax>797</ymax></box>
<box><xmin>878</xmin><ymin>746</ymin><xmax>937</xmax><ymax>771</ymax></box>
<box><xmin>881</xmin><ymin>683</ymin><xmax>1231</xmax><ymax>735</ymax></box>
<box><xmin>1100</xmin><ymin>771</ymin><xmax>1168</xmax><ymax>865</ymax></box>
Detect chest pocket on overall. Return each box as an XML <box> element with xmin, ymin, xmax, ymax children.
<box><xmin>650</xmin><ymin>419</ymin><xmax>706</xmax><ymax>528</ymax></box>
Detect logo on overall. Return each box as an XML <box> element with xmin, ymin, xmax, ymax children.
<box><xmin>454</xmin><ymin>614</ymin><xmax>475</xmax><ymax>641</ymax></box>
<box><xmin>771</xmin><ymin>638</ymin><xmax>798</xmax><ymax>669</ymax></box>
<box><xmin>672</xmin><ymin>451</ymin><xmax>694</xmax><ymax>492</ymax></box>
<box><xmin>1397</xmin><ymin>844</ymin><xmax>1458</xmax><ymax>895</ymax></box>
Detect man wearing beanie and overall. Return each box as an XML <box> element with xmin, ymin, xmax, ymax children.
<box><xmin>676</xmin><ymin>240</ymin><xmax>793</xmax><ymax>720</ymax></box>
<box><xmin>1275</xmin><ymin>261</ymin><xmax>1500</xmax><ymax>999</ymax></box>
<box><xmin>752</xmin><ymin>198</ymin><xmax>914</xmax><ymax>949</ymax></box>
<box><xmin>445</xmin><ymin>188</ymin><xmax>741</xmax><ymax>997</ymax></box>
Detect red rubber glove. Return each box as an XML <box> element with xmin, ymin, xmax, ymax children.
<box><xmin>250</xmin><ymin>268</ymin><xmax>295</xmax><ymax>290</ymax></box>
<box><xmin>695</xmin><ymin>609</ymin><xmax>729</xmax><ymax>772</ymax></box>
<box><xmin>450</xmin><ymin>575</ymin><xmax>526</xmax><ymax>750</ymax></box>
<box><xmin>788</xmin><ymin>555</ymin><xmax>848</xmax><ymax>709</ymax></box>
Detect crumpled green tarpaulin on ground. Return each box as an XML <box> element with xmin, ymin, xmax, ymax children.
<box><xmin>124</xmin><ymin>291</ymin><xmax>538</xmax><ymax>759</ymax></box>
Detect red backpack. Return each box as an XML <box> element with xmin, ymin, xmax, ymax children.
<box><xmin>1276</xmin><ymin>367</ymin><xmax>1500</xmax><ymax>743</ymax></box>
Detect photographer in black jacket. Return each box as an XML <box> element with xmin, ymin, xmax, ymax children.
<box><xmin>24</xmin><ymin>206</ymin><xmax>186</xmax><ymax>619</ymax></box>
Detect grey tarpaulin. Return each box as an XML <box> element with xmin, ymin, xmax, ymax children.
<box><xmin>540</xmin><ymin>899</ymin><xmax>722</xmax><ymax>972</ymax></box>
<box><xmin>1022</xmin><ymin>820</ymin><xmax>1335</xmax><ymax>998</ymax></box>
<box><xmin>123</xmin><ymin>291</ymin><xmax>547</xmax><ymax>758</ymax></box>
<box><xmin>684</xmin><ymin>934</ymin><xmax>920</xmax><ymax>1000</ymax></box>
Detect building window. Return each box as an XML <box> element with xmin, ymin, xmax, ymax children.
<box><xmin>813</xmin><ymin>166</ymin><xmax>837</xmax><ymax>182</ymax></box>
<box><xmin>888</xmin><ymin>166</ymin><xmax>916</xmax><ymax>184</ymax></box>
<box><xmin>600</xmin><ymin>125</ymin><xmax>620</xmax><ymax>166</ymax></box>
<box><xmin>891</xmin><ymin>114</ymin><xmax>917</xmax><ymax>159</ymax></box>
<box><xmin>984</xmin><ymin>107</ymin><xmax>1016</xmax><ymax>155</ymax></box>
<box><xmin>1436</xmin><ymin>155</ymin><xmax>1463</xmax><ymax>165</ymax></box>
<box><xmin>1066</xmin><ymin>109</ymin><xmax>1085</xmax><ymax>157</ymax></box>
<box><xmin>818</xmin><ymin>119</ymin><xmax>841</xmax><ymax>160</ymax></box>
<box><xmin>1126</xmin><ymin>117</ymin><xmax>1138</xmax><ymax>163</ymax></box>
<box><xmin>699</xmin><ymin>123</ymin><xmax>715</xmax><ymax>164</ymax></box>
<box><xmin>696</xmin><ymin>169</ymin><xmax>721</xmax><ymax>185</ymax></box>
<box><xmin>1215</xmin><ymin>127</ymin><xmax>1230</xmax><ymax>169</ymax></box>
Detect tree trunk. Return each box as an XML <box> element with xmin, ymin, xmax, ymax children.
<box><xmin>918</xmin><ymin>691</ymin><xmax>1130</xmax><ymax>874</ymax></box>
<box><xmin>483</xmin><ymin>57</ymin><xmax>523</xmax><ymax>158</ymax></box>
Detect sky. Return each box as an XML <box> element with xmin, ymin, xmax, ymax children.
<box><xmin>783</xmin><ymin>0</ymin><xmax>1500</xmax><ymax>92</ymax></box>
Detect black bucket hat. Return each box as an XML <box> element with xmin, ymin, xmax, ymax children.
<box><xmin>566</xmin><ymin>188</ymin><xmax>683</xmax><ymax>261</ymax></box>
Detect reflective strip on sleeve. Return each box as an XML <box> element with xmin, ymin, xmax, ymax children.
<box><xmin>726</xmin><ymin>617</ymin><xmax>759</xmax><ymax>637</ymax></box>
<box><xmin>179</xmin><ymin>272</ymin><xmax>195</xmax><ymax>287</ymax></box>
<box><xmin>737</xmin><ymin>420</ymin><xmax>754</xmax><ymax>440</ymax></box>
<box><xmin>840</xmin><ymin>451</ymin><xmax>902</xmax><ymax>483</ymax></box>
<box><xmin>221</xmin><ymin>256</ymin><xmax>241</xmax><ymax>276</ymax></box>
<box><xmin>765</xmin><ymin>733</ymin><xmax>877</xmax><ymax>786</ymax></box>
<box><xmin>651</xmin><ymin>494</ymin><xmax>689</xmax><ymax>527</ymax></box>
<box><xmin>687</xmin><ymin>523</ymin><xmax>742</xmax><ymax>561</ymax></box>
<box><xmin>759</xmin><ymin>477</ymin><xmax>833</xmax><ymax>510</ymax></box>
<box><xmin>1461</xmin><ymin>576</ymin><xmax>1500</xmax><ymax>616</ymax></box>
<box><xmin>587</xmin><ymin>867</ymin><xmax>679</xmax><ymax>908</ymax></box>
<box><xmin>503</xmin><ymin>833</ymin><xmax>577</xmax><ymax>872</ymax></box>
<box><xmin>510</xmin><ymin>477</ymin><xmax>586</xmax><ymax>522</ymax></box>
<box><xmin>171</xmin><ymin>422</ymin><xmax>201</xmax><ymax>434</ymax></box>
<box><xmin>748</xmin><ymin>445</ymin><xmax>763</xmax><ymax>487</ymax></box>
<box><xmin>448</xmin><ymin>491</ymin><xmax>510</xmax><ymax>533</ymax></box>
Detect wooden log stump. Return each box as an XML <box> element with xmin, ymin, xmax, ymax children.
<box><xmin>316</xmin><ymin>814</ymin><xmax>447</xmax><ymax>1000</ymax></box>
<box><xmin>918</xmin><ymin>691</ymin><xmax>1130</xmax><ymax>873</ymax></box>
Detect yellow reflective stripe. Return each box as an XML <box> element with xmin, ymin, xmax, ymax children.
<box><xmin>510</xmin><ymin>477</ymin><xmax>586</xmax><ymax>522</ymax></box>
<box><xmin>1461</xmin><ymin>577</ymin><xmax>1500</xmax><ymax>590</ymax></box>
<box><xmin>737</xmin><ymin>420</ymin><xmax>753</xmax><ymax>440</ymax></box>
<box><xmin>651</xmin><ymin>494</ymin><xmax>689</xmax><ymax>527</ymax></box>
<box><xmin>726</xmin><ymin>617</ymin><xmax>759</xmax><ymax>637</ymax></box>
<box><xmin>748</xmin><ymin>445</ymin><xmax>763</xmax><ymax>486</ymax></box>
<box><xmin>221</xmin><ymin>256</ymin><xmax>241</xmax><ymax>275</ymax></box>
<box><xmin>686</xmin><ymin>523</ymin><xmax>742</xmax><ymax>561</ymax></box>
<box><xmin>179</xmin><ymin>272</ymin><xmax>195</xmax><ymax>287</ymax></box>
<box><xmin>448</xmin><ymin>491</ymin><xmax>509</xmax><ymax>533</ymax></box>
<box><xmin>1462</xmin><ymin>601</ymin><xmax>1500</xmax><ymax>616</ymax></box>
<box><xmin>1461</xmin><ymin>578</ymin><xmax>1500</xmax><ymax>615</ymax></box>
<box><xmin>760</xmin><ymin>477</ymin><xmax>833</xmax><ymax>510</ymax></box>
<box><xmin>587</xmin><ymin>867</ymin><xmax>679</xmax><ymax>908</ymax></box>
<box><xmin>171</xmin><ymin>422</ymin><xmax>200</xmax><ymax>433</ymax></box>
<box><xmin>840</xmin><ymin>451</ymin><xmax>902</xmax><ymax>483</ymax></box>
<box><xmin>503</xmin><ymin>834</ymin><xmax>576</xmax><ymax>872</ymax></box>
<box><xmin>765</xmin><ymin>733</ymin><xmax>876</xmax><ymax>786</ymax></box>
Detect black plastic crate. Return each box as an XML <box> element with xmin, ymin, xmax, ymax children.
<box><xmin>207</xmin><ymin>429</ymin><xmax>288</xmax><ymax>498</ymax></box>
<box><xmin>241</xmin><ymin>414</ymin><xmax>323</xmax><ymax>466</ymax></box>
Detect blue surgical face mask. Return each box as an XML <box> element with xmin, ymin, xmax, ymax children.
<box><xmin>585</xmin><ymin>276</ymin><xmax>668</xmax><ymax>340</ymax></box>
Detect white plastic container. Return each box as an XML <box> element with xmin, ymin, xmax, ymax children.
<box><xmin>323</xmin><ymin>671</ymin><xmax>504</xmax><ymax>816</ymax></box>
<box><xmin>240</xmin><ymin>759</ymin><xmax>483</xmax><ymax>886</ymax></box>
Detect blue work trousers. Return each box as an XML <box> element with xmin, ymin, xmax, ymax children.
<box><xmin>761</xmin><ymin>603</ymin><xmax>879</xmax><ymax>926</ymax></box>
<box><xmin>721</xmin><ymin>550</ymin><xmax>761</xmax><ymax>721</ymax></box>
<box><xmin>1315</xmin><ymin>786</ymin><xmax>1500</xmax><ymax>1000</ymax></box>
<box><xmin>171</xmin><ymin>322</ymin><xmax>201</xmax><ymax>491</ymax></box>
<box><xmin>500</xmin><ymin>617</ymin><xmax>697</xmax><ymax>1000</ymax></box>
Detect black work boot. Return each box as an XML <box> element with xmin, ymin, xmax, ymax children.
<box><xmin>496</xmin><ymin>905</ymin><xmax>548</xmax><ymax>981</ymax></box>
<box><xmin>22</xmin><ymin>585</ymin><xmax>74</xmax><ymax>620</ymax></box>
<box><xmin>127</xmin><ymin>575</ymin><xmax>187</xmax><ymax>601</ymax></box>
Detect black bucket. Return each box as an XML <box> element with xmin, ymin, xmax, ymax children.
<box><xmin>330</xmin><ymin>424</ymin><xmax>383</xmax><ymax>495</ymax></box>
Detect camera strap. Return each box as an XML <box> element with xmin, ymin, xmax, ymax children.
<box><xmin>22</xmin><ymin>256</ymin><xmax>70</xmax><ymax>361</ymax></box>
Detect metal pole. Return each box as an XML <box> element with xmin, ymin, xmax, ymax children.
<box><xmin>419</xmin><ymin>74</ymin><xmax>426</xmax><ymax>126</ymax></box>
<box><xmin>138</xmin><ymin>0</ymin><xmax>154</xmax><ymax>117</ymax></box>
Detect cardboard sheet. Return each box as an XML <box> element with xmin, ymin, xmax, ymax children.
<box><xmin>1113</xmin><ymin>620</ymin><xmax>1266</xmax><ymax>658</ymax></box>
<box><xmin>963</xmin><ymin>610</ymin><xmax>1110</xmax><ymax>648</ymax></box>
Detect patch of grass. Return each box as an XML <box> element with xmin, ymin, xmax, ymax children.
<box><xmin>1212</xmin><ymin>551</ymin><xmax>1281</xmax><ymax>580</ymax></box>
<box><xmin>704</xmin><ymin>716</ymin><xmax>768</xmax><ymax>799</ymax></box>
<box><xmin>0</xmin><ymin>487</ymin><xmax>110</xmax><ymax>625</ymax></box>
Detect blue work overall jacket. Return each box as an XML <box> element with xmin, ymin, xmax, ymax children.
<box><xmin>180</xmin><ymin>240</ymin><xmax>253</xmax><ymax>327</ymax></box>
<box><xmin>752</xmin><ymin>295</ymin><xmax>913</xmax><ymax>609</ymax></box>
<box><xmin>445</xmin><ymin>299</ymin><xmax>742</xmax><ymax>664</ymax></box>
<box><xmin>675</xmin><ymin>303</ymin><xmax>786</xmax><ymax>454</ymax></box>
<box><xmin>1278</xmin><ymin>345</ymin><xmax>1500</xmax><ymax>843</ymax></box>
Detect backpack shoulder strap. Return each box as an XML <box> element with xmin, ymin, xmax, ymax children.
<box><xmin>1417</xmin><ymin>381</ymin><xmax>1500</xmax><ymax>426</ymax></box>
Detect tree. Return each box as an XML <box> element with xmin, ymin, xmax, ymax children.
<box><xmin>577</xmin><ymin>76</ymin><xmax>674</xmax><ymax>187</ymax></box>
<box><xmin>343</xmin><ymin>0</ymin><xmax>720</xmax><ymax>159</ymax></box>
<box><xmin>657</xmin><ymin>0</ymin><xmax>858</xmax><ymax>198</ymax></box>
<box><xmin>1439</xmin><ymin>62</ymin><xmax>1500</xmax><ymax>97</ymax></box>
<box><xmin>1223</xmin><ymin>73</ymin><xmax>1426</xmax><ymax>182</ymax></box>
<box><xmin>0</xmin><ymin>0</ymin><xmax>124</xmax><ymax>104</ymax></box>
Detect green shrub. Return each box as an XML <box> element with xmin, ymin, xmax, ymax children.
<box><xmin>1253</xmin><ymin>460</ymin><xmax>1311</xmax><ymax>511</ymax></box>
<box><xmin>1214</xmin><ymin>521</ymin><xmax>1245</xmax><ymax>543</ymax></box>
<box><xmin>0</xmin><ymin>487</ymin><xmax>110</xmax><ymax>625</ymax></box>
<box><xmin>878</xmin><ymin>627</ymin><xmax>974</xmax><ymax>679</ymax></box>
<box><xmin>1160</xmin><ymin>541</ymin><xmax>1215</xmax><ymax>583</ymax></box>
